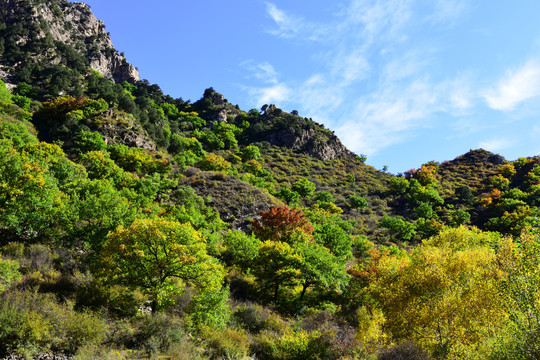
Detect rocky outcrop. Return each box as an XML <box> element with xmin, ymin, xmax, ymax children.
<box><xmin>0</xmin><ymin>0</ymin><xmax>139</xmax><ymax>83</ymax></box>
<box><xmin>263</xmin><ymin>126</ymin><xmax>354</xmax><ymax>161</ymax></box>
<box><xmin>90</xmin><ymin>109</ymin><xmax>156</xmax><ymax>151</ymax></box>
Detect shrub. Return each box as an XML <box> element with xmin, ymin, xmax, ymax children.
<box><xmin>350</xmin><ymin>195</ymin><xmax>368</xmax><ymax>209</ymax></box>
<box><xmin>232</xmin><ymin>303</ymin><xmax>273</xmax><ymax>334</ymax></box>
<box><xmin>133</xmin><ymin>313</ymin><xmax>185</xmax><ymax>357</ymax></box>
<box><xmin>378</xmin><ymin>341</ymin><xmax>433</xmax><ymax>360</ymax></box>
<box><xmin>292</xmin><ymin>178</ymin><xmax>316</xmax><ymax>198</ymax></box>
<box><xmin>198</xmin><ymin>153</ymin><xmax>231</xmax><ymax>172</ymax></box>
<box><xmin>0</xmin><ymin>300</ymin><xmax>50</xmax><ymax>358</ymax></box>
<box><xmin>0</xmin><ymin>257</ymin><xmax>21</xmax><ymax>292</ymax></box>
<box><xmin>202</xmin><ymin>326</ymin><xmax>249</xmax><ymax>360</ymax></box>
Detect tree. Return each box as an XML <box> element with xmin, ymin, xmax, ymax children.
<box><xmin>241</xmin><ymin>145</ymin><xmax>261</xmax><ymax>162</ymax></box>
<box><xmin>292</xmin><ymin>178</ymin><xmax>316</xmax><ymax>198</ymax></box>
<box><xmin>368</xmin><ymin>227</ymin><xmax>505</xmax><ymax>358</ymax></box>
<box><xmin>0</xmin><ymin>257</ymin><xmax>21</xmax><ymax>292</ymax></box>
<box><xmin>350</xmin><ymin>196</ymin><xmax>368</xmax><ymax>210</ymax></box>
<box><xmin>493</xmin><ymin>230</ymin><xmax>540</xmax><ymax>358</ymax></box>
<box><xmin>389</xmin><ymin>176</ymin><xmax>409</xmax><ymax>195</ymax></box>
<box><xmin>314</xmin><ymin>191</ymin><xmax>334</xmax><ymax>203</ymax></box>
<box><xmin>72</xmin><ymin>131</ymin><xmax>106</xmax><ymax>154</ymax></box>
<box><xmin>379</xmin><ymin>216</ymin><xmax>416</xmax><ymax>240</ymax></box>
<box><xmin>253</xmin><ymin>240</ymin><xmax>301</xmax><ymax>301</ymax></box>
<box><xmin>253</xmin><ymin>206</ymin><xmax>313</xmax><ymax>244</ymax></box>
<box><xmin>97</xmin><ymin>218</ymin><xmax>226</xmax><ymax>314</ymax></box>
<box><xmin>295</xmin><ymin>241</ymin><xmax>349</xmax><ymax>300</ymax></box>
<box><xmin>0</xmin><ymin>140</ymin><xmax>66</xmax><ymax>241</ymax></box>
<box><xmin>222</xmin><ymin>230</ymin><xmax>260</xmax><ymax>272</ymax></box>
<box><xmin>279</xmin><ymin>188</ymin><xmax>301</xmax><ymax>205</ymax></box>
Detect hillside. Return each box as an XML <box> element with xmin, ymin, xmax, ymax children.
<box><xmin>0</xmin><ymin>1</ymin><xmax>540</xmax><ymax>359</ymax></box>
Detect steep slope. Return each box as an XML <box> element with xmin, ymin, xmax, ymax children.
<box><xmin>0</xmin><ymin>0</ymin><xmax>138</xmax><ymax>90</ymax></box>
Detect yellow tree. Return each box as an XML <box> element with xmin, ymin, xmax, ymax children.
<box><xmin>97</xmin><ymin>218</ymin><xmax>226</xmax><ymax>319</ymax></box>
<box><xmin>368</xmin><ymin>227</ymin><xmax>506</xmax><ymax>358</ymax></box>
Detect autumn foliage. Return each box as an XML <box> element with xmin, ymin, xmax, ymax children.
<box><xmin>253</xmin><ymin>206</ymin><xmax>314</xmax><ymax>243</ymax></box>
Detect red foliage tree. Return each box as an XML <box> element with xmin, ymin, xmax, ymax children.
<box><xmin>253</xmin><ymin>206</ymin><xmax>314</xmax><ymax>243</ymax></box>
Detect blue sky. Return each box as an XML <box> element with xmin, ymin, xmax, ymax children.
<box><xmin>81</xmin><ymin>0</ymin><xmax>540</xmax><ymax>173</ymax></box>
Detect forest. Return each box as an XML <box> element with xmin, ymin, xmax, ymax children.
<box><xmin>2</xmin><ymin>0</ymin><xmax>540</xmax><ymax>359</ymax></box>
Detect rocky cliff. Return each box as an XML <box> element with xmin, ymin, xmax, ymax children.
<box><xmin>0</xmin><ymin>0</ymin><xmax>138</xmax><ymax>85</ymax></box>
<box><xmin>196</xmin><ymin>88</ymin><xmax>356</xmax><ymax>161</ymax></box>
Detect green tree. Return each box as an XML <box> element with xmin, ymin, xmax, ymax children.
<box><xmin>279</xmin><ymin>187</ymin><xmax>301</xmax><ymax>205</ymax></box>
<box><xmin>350</xmin><ymin>195</ymin><xmax>368</xmax><ymax>210</ymax></box>
<box><xmin>72</xmin><ymin>131</ymin><xmax>107</xmax><ymax>154</ymax></box>
<box><xmin>241</xmin><ymin>145</ymin><xmax>261</xmax><ymax>162</ymax></box>
<box><xmin>0</xmin><ymin>140</ymin><xmax>66</xmax><ymax>240</ymax></box>
<box><xmin>379</xmin><ymin>216</ymin><xmax>416</xmax><ymax>240</ymax></box>
<box><xmin>222</xmin><ymin>230</ymin><xmax>261</xmax><ymax>272</ymax></box>
<box><xmin>314</xmin><ymin>191</ymin><xmax>334</xmax><ymax>203</ymax></box>
<box><xmin>97</xmin><ymin>218</ymin><xmax>226</xmax><ymax>314</ymax></box>
<box><xmin>0</xmin><ymin>257</ymin><xmax>21</xmax><ymax>292</ymax></box>
<box><xmin>292</xmin><ymin>178</ymin><xmax>316</xmax><ymax>198</ymax></box>
<box><xmin>295</xmin><ymin>241</ymin><xmax>349</xmax><ymax>300</ymax></box>
<box><xmin>253</xmin><ymin>240</ymin><xmax>301</xmax><ymax>301</ymax></box>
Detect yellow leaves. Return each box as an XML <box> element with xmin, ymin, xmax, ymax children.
<box><xmin>356</xmin><ymin>307</ymin><xmax>387</xmax><ymax>350</ymax></box>
<box><xmin>99</xmin><ymin>217</ymin><xmax>224</xmax><ymax>310</ymax></box>
<box><xmin>415</xmin><ymin>164</ymin><xmax>438</xmax><ymax>186</ymax></box>
<box><xmin>367</xmin><ymin>227</ymin><xmax>506</xmax><ymax>357</ymax></box>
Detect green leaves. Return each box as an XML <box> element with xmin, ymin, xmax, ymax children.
<box><xmin>97</xmin><ymin>218</ymin><xmax>226</xmax><ymax>318</ymax></box>
<box><xmin>0</xmin><ymin>257</ymin><xmax>21</xmax><ymax>292</ymax></box>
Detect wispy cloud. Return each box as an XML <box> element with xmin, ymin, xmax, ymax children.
<box><xmin>482</xmin><ymin>60</ymin><xmax>540</xmax><ymax>111</ymax></box>
<box><xmin>425</xmin><ymin>0</ymin><xmax>468</xmax><ymax>26</ymax></box>
<box><xmin>247</xmin><ymin>83</ymin><xmax>292</xmax><ymax>107</ymax></box>
<box><xmin>244</xmin><ymin>1</ymin><xmax>476</xmax><ymax>155</ymax></box>
<box><xmin>264</xmin><ymin>2</ymin><xmax>328</xmax><ymax>41</ymax></box>
<box><xmin>240</xmin><ymin>60</ymin><xmax>279</xmax><ymax>84</ymax></box>
<box><xmin>336</xmin><ymin>80</ymin><xmax>439</xmax><ymax>155</ymax></box>
<box><xmin>478</xmin><ymin>138</ymin><xmax>514</xmax><ymax>152</ymax></box>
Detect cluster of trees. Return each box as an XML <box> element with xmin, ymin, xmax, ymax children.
<box><xmin>3</xmin><ymin>10</ymin><xmax>540</xmax><ymax>356</ymax></box>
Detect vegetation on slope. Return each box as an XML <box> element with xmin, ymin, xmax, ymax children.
<box><xmin>2</xmin><ymin>1</ymin><xmax>540</xmax><ymax>359</ymax></box>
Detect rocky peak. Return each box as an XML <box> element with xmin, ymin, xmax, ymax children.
<box><xmin>0</xmin><ymin>0</ymin><xmax>139</xmax><ymax>83</ymax></box>
<box><xmin>202</xmin><ymin>87</ymin><xmax>227</xmax><ymax>106</ymax></box>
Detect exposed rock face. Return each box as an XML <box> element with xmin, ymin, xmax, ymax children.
<box><xmin>96</xmin><ymin>110</ymin><xmax>156</xmax><ymax>151</ymax></box>
<box><xmin>0</xmin><ymin>0</ymin><xmax>139</xmax><ymax>83</ymax></box>
<box><xmin>203</xmin><ymin>87</ymin><xmax>227</xmax><ymax>106</ymax></box>
<box><xmin>264</xmin><ymin>126</ymin><xmax>355</xmax><ymax>161</ymax></box>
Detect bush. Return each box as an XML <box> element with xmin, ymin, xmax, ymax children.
<box><xmin>202</xmin><ymin>326</ymin><xmax>249</xmax><ymax>360</ymax></box>
<box><xmin>133</xmin><ymin>313</ymin><xmax>186</xmax><ymax>357</ymax></box>
<box><xmin>292</xmin><ymin>178</ymin><xmax>316</xmax><ymax>198</ymax></box>
<box><xmin>232</xmin><ymin>303</ymin><xmax>273</xmax><ymax>334</ymax></box>
<box><xmin>197</xmin><ymin>153</ymin><xmax>231</xmax><ymax>172</ymax></box>
<box><xmin>252</xmin><ymin>329</ymin><xmax>333</xmax><ymax>360</ymax></box>
<box><xmin>0</xmin><ymin>298</ymin><xmax>50</xmax><ymax>357</ymax></box>
<box><xmin>378</xmin><ymin>341</ymin><xmax>433</xmax><ymax>360</ymax></box>
<box><xmin>350</xmin><ymin>195</ymin><xmax>368</xmax><ymax>209</ymax></box>
<box><xmin>0</xmin><ymin>291</ymin><xmax>108</xmax><ymax>356</ymax></box>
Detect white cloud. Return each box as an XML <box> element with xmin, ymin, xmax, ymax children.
<box><xmin>478</xmin><ymin>138</ymin><xmax>514</xmax><ymax>152</ymax></box>
<box><xmin>336</xmin><ymin>80</ymin><xmax>439</xmax><ymax>155</ymax></box>
<box><xmin>265</xmin><ymin>3</ymin><xmax>298</xmax><ymax>38</ymax></box>
<box><xmin>264</xmin><ymin>2</ymin><xmax>328</xmax><ymax>41</ymax></box>
<box><xmin>425</xmin><ymin>0</ymin><xmax>468</xmax><ymax>26</ymax></box>
<box><xmin>341</xmin><ymin>0</ymin><xmax>413</xmax><ymax>45</ymax></box>
<box><xmin>330</xmin><ymin>50</ymin><xmax>371</xmax><ymax>85</ymax></box>
<box><xmin>240</xmin><ymin>60</ymin><xmax>279</xmax><ymax>84</ymax></box>
<box><xmin>482</xmin><ymin>60</ymin><xmax>540</xmax><ymax>111</ymax></box>
<box><xmin>248</xmin><ymin>83</ymin><xmax>292</xmax><ymax>107</ymax></box>
<box><xmin>251</xmin><ymin>1</ymin><xmax>477</xmax><ymax>154</ymax></box>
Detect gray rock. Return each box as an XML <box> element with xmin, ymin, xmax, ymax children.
<box><xmin>0</xmin><ymin>0</ymin><xmax>139</xmax><ymax>83</ymax></box>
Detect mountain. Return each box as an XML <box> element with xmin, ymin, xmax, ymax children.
<box><xmin>0</xmin><ymin>0</ymin><xmax>138</xmax><ymax>90</ymax></box>
<box><xmin>1</xmin><ymin>1</ymin><xmax>540</xmax><ymax>359</ymax></box>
